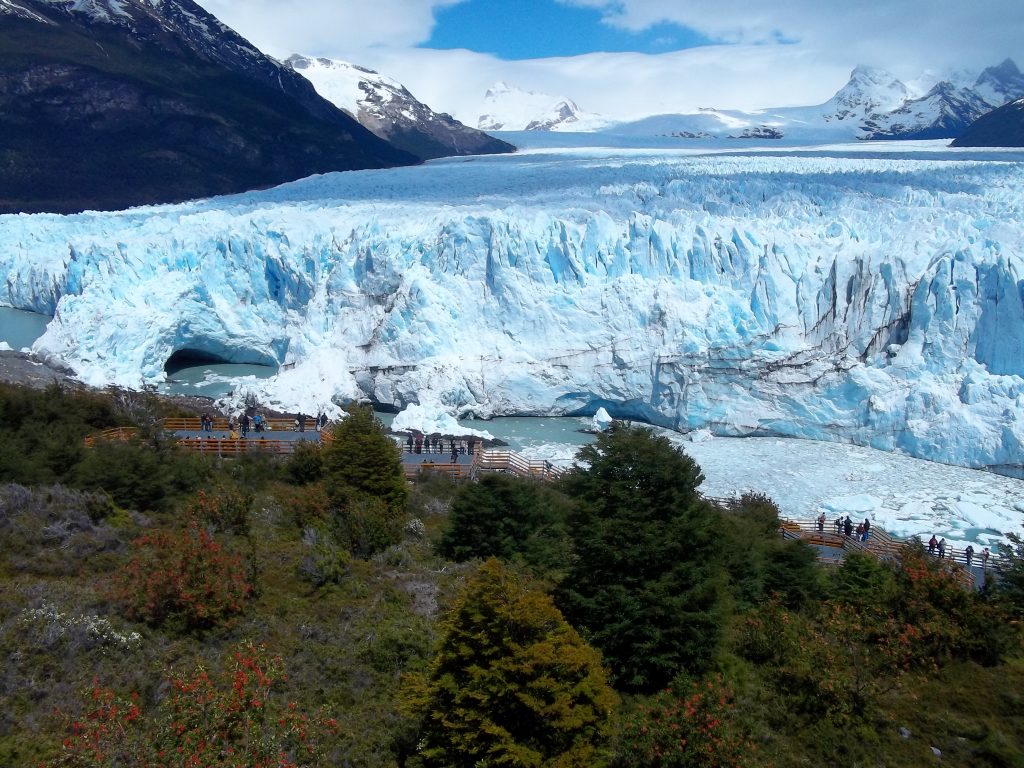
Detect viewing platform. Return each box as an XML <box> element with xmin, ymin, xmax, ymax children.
<box><xmin>779</xmin><ymin>518</ymin><xmax>997</xmax><ymax>590</ymax></box>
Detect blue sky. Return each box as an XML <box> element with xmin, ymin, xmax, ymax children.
<box><xmin>423</xmin><ymin>0</ymin><xmax>711</xmax><ymax>59</ymax></box>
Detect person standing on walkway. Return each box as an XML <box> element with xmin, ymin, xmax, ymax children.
<box><xmin>406</xmin><ymin>434</ymin><xmax>414</xmax><ymax>454</ymax></box>
<box><xmin>241</xmin><ymin>413</ymin><xmax>250</xmax><ymax>437</ymax></box>
<box><xmin>982</xmin><ymin>547</ymin><xmax>990</xmax><ymax>569</ymax></box>
<box><xmin>298</xmin><ymin>412</ymin><xmax>307</xmax><ymax>433</ymax></box>
<box><xmin>862</xmin><ymin>518</ymin><xmax>871</xmax><ymax>542</ymax></box>
<box><xmin>938</xmin><ymin>538</ymin><xmax>947</xmax><ymax>559</ymax></box>
<box><xmin>965</xmin><ymin>544</ymin><xmax>974</xmax><ymax>567</ymax></box>
<box><xmin>816</xmin><ymin>513</ymin><xmax>825</xmax><ymax>533</ymax></box>
<box><xmin>928</xmin><ymin>534</ymin><xmax>937</xmax><ymax>555</ymax></box>
<box><xmin>844</xmin><ymin>517</ymin><xmax>853</xmax><ymax>537</ymax></box>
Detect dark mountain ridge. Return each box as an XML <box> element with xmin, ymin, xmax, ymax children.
<box><xmin>0</xmin><ymin>0</ymin><xmax>415</xmax><ymax>214</ymax></box>
<box><xmin>952</xmin><ymin>98</ymin><xmax>1024</xmax><ymax>147</ymax></box>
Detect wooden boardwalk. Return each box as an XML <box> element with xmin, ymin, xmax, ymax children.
<box><xmin>779</xmin><ymin>518</ymin><xmax>995</xmax><ymax>589</ymax></box>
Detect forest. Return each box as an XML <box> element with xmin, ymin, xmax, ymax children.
<box><xmin>1</xmin><ymin>381</ymin><xmax>1022</xmax><ymax>767</ymax></box>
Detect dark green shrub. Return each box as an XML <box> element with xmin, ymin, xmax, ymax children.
<box><xmin>437</xmin><ymin>473</ymin><xmax>572</xmax><ymax>578</ymax></box>
<box><xmin>322</xmin><ymin>405</ymin><xmax>408</xmax><ymax>516</ymax></box>
<box><xmin>284</xmin><ymin>440</ymin><xmax>324</xmax><ymax>485</ymax></box>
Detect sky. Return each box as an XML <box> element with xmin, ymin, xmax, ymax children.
<box><xmin>196</xmin><ymin>0</ymin><xmax>1024</xmax><ymax>124</ymax></box>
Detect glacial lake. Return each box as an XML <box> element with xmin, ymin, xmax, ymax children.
<box><xmin>160</xmin><ymin>362</ymin><xmax>279</xmax><ymax>398</ymax></box>
<box><xmin>0</xmin><ymin>307</ymin><xmax>51</xmax><ymax>350</ymax></box>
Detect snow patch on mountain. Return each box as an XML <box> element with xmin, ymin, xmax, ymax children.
<box><xmin>477</xmin><ymin>82</ymin><xmax>610</xmax><ymax>132</ymax></box>
<box><xmin>2</xmin><ymin>143</ymin><xmax>1024</xmax><ymax>473</ymax></box>
<box><xmin>286</xmin><ymin>55</ymin><xmax>514</xmax><ymax>160</ymax></box>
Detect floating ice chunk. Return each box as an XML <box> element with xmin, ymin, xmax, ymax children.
<box><xmin>822</xmin><ymin>494</ymin><xmax>883</xmax><ymax>514</ymax></box>
<box><xmin>392</xmin><ymin>403</ymin><xmax>495</xmax><ymax>440</ymax></box>
<box><xmin>592</xmin><ymin>407</ymin><xmax>613</xmax><ymax>432</ymax></box>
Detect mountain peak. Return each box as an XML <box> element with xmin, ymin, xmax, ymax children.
<box><xmin>288</xmin><ymin>54</ymin><xmax>514</xmax><ymax>161</ymax></box>
<box><xmin>974</xmin><ymin>58</ymin><xmax>1024</xmax><ymax>107</ymax></box>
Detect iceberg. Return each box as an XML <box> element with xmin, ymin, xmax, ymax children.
<box><xmin>1</xmin><ymin>142</ymin><xmax>1023</xmax><ymax>471</ymax></box>
<box><xmin>591</xmin><ymin>407</ymin><xmax>613</xmax><ymax>432</ymax></box>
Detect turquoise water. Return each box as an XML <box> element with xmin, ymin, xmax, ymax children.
<box><xmin>160</xmin><ymin>363</ymin><xmax>278</xmax><ymax>398</ymax></box>
<box><xmin>0</xmin><ymin>307</ymin><xmax>51</xmax><ymax>350</ymax></box>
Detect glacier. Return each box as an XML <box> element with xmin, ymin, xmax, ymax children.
<box><xmin>1</xmin><ymin>140</ymin><xmax>1024</xmax><ymax>472</ymax></box>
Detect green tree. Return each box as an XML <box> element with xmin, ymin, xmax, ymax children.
<box><xmin>555</xmin><ymin>425</ymin><xmax>725</xmax><ymax>691</ymax></box>
<box><xmin>997</xmin><ymin>529</ymin><xmax>1024</xmax><ymax>620</ymax></box>
<box><xmin>438</xmin><ymin>474</ymin><xmax>572</xmax><ymax>578</ymax></box>
<box><xmin>718</xmin><ymin>492</ymin><xmax>820</xmax><ymax>610</ymax></box>
<box><xmin>406</xmin><ymin>558</ymin><xmax>617</xmax><ymax>768</ymax></box>
<box><xmin>321</xmin><ymin>404</ymin><xmax>408</xmax><ymax>516</ymax></box>
<box><xmin>320</xmin><ymin>404</ymin><xmax>409</xmax><ymax>557</ymax></box>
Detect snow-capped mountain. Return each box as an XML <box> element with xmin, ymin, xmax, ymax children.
<box><xmin>860</xmin><ymin>81</ymin><xmax>993</xmax><ymax>140</ymax></box>
<box><xmin>608</xmin><ymin>60</ymin><xmax>1024</xmax><ymax>142</ymax></box>
<box><xmin>0</xmin><ymin>0</ymin><xmax>413</xmax><ymax>213</ymax></box>
<box><xmin>973</xmin><ymin>59</ymin><xmax>1024</xmax><ymax>108</ymax></box>
<box><xmin>953</xmin><ymin>97</ymin><xmax>1024</xmax><ymax>147</ymax></box>
<box><xmin>285</xmin><ymin>55</ymin><xmax>513</xmax><ymax>161</ymax></box>
<box><xmin>477</xmin><ymin>82</ymin><xmax>610</xmax><ymax>132</ymax></box>
<box><xmin>4</xmin><ymin>145</ymin><xmax>1024</xmax><ymax>474</ymax></box>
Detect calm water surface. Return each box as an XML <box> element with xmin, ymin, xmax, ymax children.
<box><xmin>0</xmin><ymin>307</ymin><xmax>51</xmax><ymax>350</ymax></box>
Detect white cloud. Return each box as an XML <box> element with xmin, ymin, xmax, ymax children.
<box><xmin>352</xmin><ymin>43</ymin><xmax>850</xmax><ymax>122</ymax></box>
<box><xmin>560</xmin><ymin>0</ymin><xmax>1024</xmax><ymax>74</ymax></box>
<box><xmin>196</xmin><ymin>0</ymin><xmax>465</xmax><ymax>57</ymax></box>
<box><xmin>194</xmin><ymin>0</ymin><xmax>1024</xmax><ymax>127</ymax></box>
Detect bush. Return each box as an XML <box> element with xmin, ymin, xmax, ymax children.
<box><xmin>284</xmin><ymin>441</ymin><xmax>325</xmax><ymax>485</ymax></box>
<box><xmin>438</xmin><ymin>473</ymin><xmax>572</xmax><ymax>578</ymax></box>
<box><xmin>616</xmin><ymin>675</ymin><xmax>750</xmax><ymax>768</ymax></box>
<box><xmin>187</xmin><ymin>482</ymin><xmax>253</xmax><ymax>536</ymax></box>
<box><xmin>45</xmin><ymin>641</ymin><xmax>337</xmax><ymax>767</ymax></box>
<box><xmin>298</xmin><ymin>525</ymin><xmax>350</xmax><ymax>587</ymax></box>
<box><xmin>0</xmin><ymin>484</ymin><xmax>124</xmax><ymax>576</ymax></box>
<box><xmin>335</xmin><ymin>492</ymin><xmax>406</xmax><ymax>559</ymax></box>
<box><xmin>109</xmin><ymin>520</ymin><xmax>251</xmax><ymax>631</ymax></box>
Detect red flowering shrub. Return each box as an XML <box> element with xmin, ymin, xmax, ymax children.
<box><xmin>187</xmin><ymin>483</ymin><xmax>253</xmax><ymax>536</ymax></box>
<box><xmin>617</xmin><ymin>675</ymin><xmax>750</xmax><ymax>768</ymax></box>
<box><xmin>47</xmin><ymin>642</ymin><xmax>337</xmax><ymax>767</ymax></box>
<box><xmin>110</xmin><ymin>520</ymin><xmax>251</xmax><ymax>631</ymax></box>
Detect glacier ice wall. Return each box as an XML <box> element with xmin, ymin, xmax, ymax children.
<box><xmin>1</xmin><ymin>145</ymin><xmax>1023</xmax><ymax>471</ymax></box>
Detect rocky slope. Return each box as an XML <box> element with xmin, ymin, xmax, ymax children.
<box><xmin>285</xmin><ymin>55</ymin><xmax>513</xmax><ymax>161</ymax></box>
<box><xmin>0</xmin><ymin>0</ymin><xmax>414</xmax><ymax>214</ymax></box>
<box><xmin>952</xmin><ymin>98</ymin><xmax>1024</xmax><ymax>147</ymax></box>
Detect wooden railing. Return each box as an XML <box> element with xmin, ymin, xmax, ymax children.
<box><xmin>83</xmin><ymin>426</ymin><xmax>139</xmax><ymax>447</ymax></box>
<box><xmin>474</xmin><ymin>449</ymin><xmax>566</xmax><ymax>481</ymax></box>
<box><xmin>174</xmin><ymin>436</ymin><xmax>297</xmax><ymax>456</ymax></box>
<box><xmin>161</xmin><ymin>417</ymin><xmax>303</xmax><ymax>433</ymax></box>
<box><xmin>403</xmin><ymin>461</ymin><xmax>476</xmax><ymax>480</ymax></box>
<box><xmin>780</xmin><ymin>518</ymin><xmax>989</xmax><ymax>588</ymax></box>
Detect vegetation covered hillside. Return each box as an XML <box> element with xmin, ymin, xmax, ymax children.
<box><xmin>1</xmin><ymin>383</ymin><xmax>1022</xmax><ymax>767</ymax></box>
